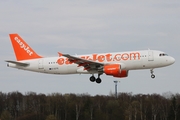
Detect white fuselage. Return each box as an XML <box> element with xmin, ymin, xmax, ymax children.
<box><xmin>7</xmin><ymin>50</ymin><xmax>175</xmax><ymax>75</ymax></box>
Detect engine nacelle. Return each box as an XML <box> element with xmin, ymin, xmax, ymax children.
<box><xmin>103</xmin><ymin>64</ymin><xmax>128</xmax><ymax>78</ymax></box>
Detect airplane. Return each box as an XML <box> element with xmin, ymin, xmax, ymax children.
<box><xmin>6</xmin><ymin>33</ymin><xmax>175</xmax><ymax>84</ymax></box>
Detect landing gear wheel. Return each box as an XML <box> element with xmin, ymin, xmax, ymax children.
<box><xmin>150</xmin><ymin>69</ymin><xmax>155</xmax><ymax>79</ymax></box>
<box><xmin>96</xmin><ymin>78</ymin><xmax>102</xmax><ymax>84</ymax></box>
<box><xmin>151</xmin><ymin>74</ymin><xmax>155</xmax><ymax>78</ymax></box>
<box><xmin>90</xmin><ymin>76</ymin><xmax>96</xmax><ymax>82</ymax></box>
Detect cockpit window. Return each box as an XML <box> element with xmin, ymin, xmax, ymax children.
<box><xmin>159</xmin><ymin>53</ymin><xmax>168</xmax><ymax>56</ymax></box>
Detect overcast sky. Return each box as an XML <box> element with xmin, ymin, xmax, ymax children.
<box><xmin>0</xmin><ymin>1</ymin><xmax>179</xmax><ymax>96</ymax></box>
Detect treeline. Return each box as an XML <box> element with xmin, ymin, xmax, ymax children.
<box><xmin>0</xmin><ymin>92</ymin><xmax>180</xmax><ymax>120</ymax></box>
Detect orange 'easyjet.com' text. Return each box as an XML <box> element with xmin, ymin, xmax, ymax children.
<box><xmin>57</xmin><ymin>52</ymin><xmax>140</xmax><ymax>65</ymax></box>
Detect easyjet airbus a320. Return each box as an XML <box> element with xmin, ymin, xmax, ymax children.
<box><xmin>6</xmin><ymin>34</ymin><xmax>175</xmax><ymax>84</ymax></box>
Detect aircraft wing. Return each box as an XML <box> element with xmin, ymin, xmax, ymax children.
<box><xmin>5</xmin><ymin>60</ymin><xmax>29</xmax><ymax>66</ymax></box>
<box><xmin>60</xmin><ymin>53</ymin><xmax>104</xmax><ymax>70</ymax></box>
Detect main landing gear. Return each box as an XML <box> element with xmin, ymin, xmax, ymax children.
<box><xmin>90</xmin><ymin>74</ymin><xmax>102</xmax><ymax>84</ymax></box>
<box><xmin>150</xmin><ymin>69</ymin><xmax>155</xmax><ymax>78</ymax></box>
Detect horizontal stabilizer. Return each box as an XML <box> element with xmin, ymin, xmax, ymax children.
<box><xmin>5</xmin><ymin>60</ymin><xmax>29</xmax><ymax>66</ymax></box>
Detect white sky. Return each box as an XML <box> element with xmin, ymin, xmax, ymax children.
<box><xmin>0</xmin><ymin>1</ymin><xmax>179</xmax><ymax>96</ymax></box>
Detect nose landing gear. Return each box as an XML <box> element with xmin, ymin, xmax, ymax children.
<box><xmin>151</xmin><ymin>74</ymin><xmax>155</xmax><ymax>78</ymax></box>
<box><xmin>150</xmin><ymin>69</ymin><xmax>155</xmax><ymax>78</ymax></box>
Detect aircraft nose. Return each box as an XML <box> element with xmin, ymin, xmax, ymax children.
<box><xmin>169</xmin><ymin>57</ymin><xmax>175</xmax><ymax>65</ymax></box>
<box><xmin>171</xmin><ymin>57</ymin><xmax>175</xmax><ymax>64</ymax></box>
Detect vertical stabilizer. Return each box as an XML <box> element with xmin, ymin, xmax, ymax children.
<box><xmin>9</xmin><ymin>34</ymin><xmax>42</xmax><ymax>61</ymax></box>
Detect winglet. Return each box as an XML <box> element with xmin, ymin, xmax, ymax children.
<box><xmin>9</xmin><ymin>34</ymin><xmax>42</xmax><ymax>61</ymax></box>
<box><xmin>58</xmin><ymin>52</ymin><xmax>63</xmax><ymax>57</ymax></box>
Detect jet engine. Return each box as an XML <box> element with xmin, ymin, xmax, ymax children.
<box><xmin>103</xmin><ymin>64</ymin><xmax>128</xmax><ymax>78</ymax></box>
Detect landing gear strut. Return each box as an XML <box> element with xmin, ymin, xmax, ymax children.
<box><xmin>150</xmin><ymin>69</ymin><xmax>155</xmax><ymax>78</ymax></box>
<box><xmin>89</xmin><ymin>74</ymin><xmax>102</xmax><ymax>84</ymax></box>
<box><xmin>96</xmin><ymin>74</ymin><xmax>102</xmax><ymax>84</ymax></box>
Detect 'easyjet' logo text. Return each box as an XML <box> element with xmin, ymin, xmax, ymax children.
<box><xmin>57</xmin><ymin>52</ymin><xmax>140</xmax><ymax>65</ymax></box>
<box><xmin>14</xmin><ymin>37</ymin><xmax>33</xmax><ymax>56</ymax></box>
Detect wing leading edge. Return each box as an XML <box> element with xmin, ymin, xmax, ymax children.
<box><xmin>59</xmin><ymin>52</ymin><xmax>104</xmax><ymax>71</ymax></box>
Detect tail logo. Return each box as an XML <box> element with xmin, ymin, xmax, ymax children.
<box><xmin>14</xmin><ymin>37</ymin><xmax>33</xmax><ymax>56</ymax></box>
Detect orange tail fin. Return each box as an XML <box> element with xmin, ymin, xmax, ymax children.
<box><xmin>9</xmin><ymin>34</ymin><xmax>42</xmax><ymax>61</ymax></box>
